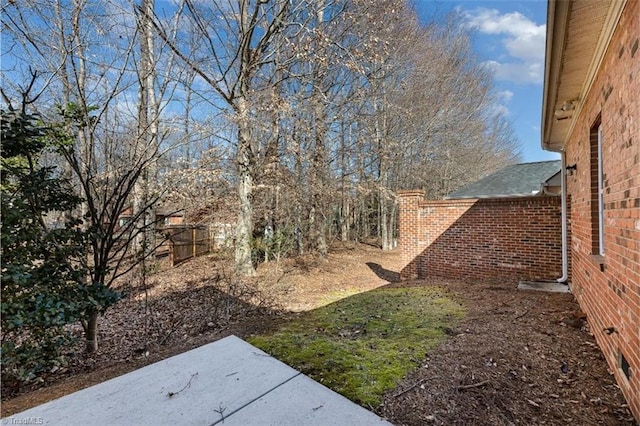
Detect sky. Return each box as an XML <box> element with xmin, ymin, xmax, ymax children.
<box><xmin>413</xmin><ymin>0</ymin><xmax>560</xmax><ymax>163</ymax></box>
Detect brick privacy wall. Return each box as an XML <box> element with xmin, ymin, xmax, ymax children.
<box><xmin>398</xmin><ymin>191</ymin><xmax>563</xmax><ymax>282</ymax></box>
<box><xmin>562</xmin><ymin>0</ymin><xmax>639</xmax><ymax>419</ymax></box>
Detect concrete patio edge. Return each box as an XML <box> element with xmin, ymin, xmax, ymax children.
<box><xmin>3</xmin><ymin>335</ymin><xmax>391</xmax><ymax>426</ymax></box>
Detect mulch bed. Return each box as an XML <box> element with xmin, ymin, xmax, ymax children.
<box><xmin>378</xmin><ymin>279</ymin><xmax>636</xmax><ymax>425</ymax></box>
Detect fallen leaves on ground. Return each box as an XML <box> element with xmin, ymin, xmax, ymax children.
<box><xmin>1</xmin><ymin>244</ymin><xmax>636</xmax><ymax>425</ymax></box>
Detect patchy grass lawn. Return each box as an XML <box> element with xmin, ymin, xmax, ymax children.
<box><xmin>247</xmin><ymin>286</ymin><xmax>465</xmax><ymax>407</ymax></box>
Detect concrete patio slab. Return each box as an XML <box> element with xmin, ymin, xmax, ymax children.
<box><xmin>3</xmin><ymin>335</ymin><xmax>390</xmax><ymax>426</ymax></box>
<box><xmin>518</xmin><ymin>281</ymin><xmax>571</xmax><ymax>293</ymax></box>
<box><xmin>218</xmin><ymin>374</ymin><xmax>385</xmax><ymax>425</ymax></box>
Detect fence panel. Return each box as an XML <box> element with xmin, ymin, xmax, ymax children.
<box><xmin>162</xmin><ymin>225</ymin><xmax>210</xmax><ymax>266</ymax></box>
<box><xmin>195</xmin><ymin>227</ymin><xmax>209</xmax><ymax>256</ymax></box>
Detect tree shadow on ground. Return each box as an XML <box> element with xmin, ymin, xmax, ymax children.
<box><xmin>366</xmin><ymin>262</ymin><xmax>400</xmax><ymax>283</ymax></box>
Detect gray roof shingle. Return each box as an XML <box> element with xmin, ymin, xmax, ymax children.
<box><xmin>445</xmin><ymin>160</ymin><xmax>562</xmax><ymax>199</ymax></box>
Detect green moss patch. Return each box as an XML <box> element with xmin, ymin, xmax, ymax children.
<box><xmin>248</xmin><ymin>286</ymin><xmax>465</xmax><ymax>407</ymax></box>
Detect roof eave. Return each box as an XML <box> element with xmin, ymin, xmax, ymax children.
<box><xmin>541</xmin><ymin>0</ymin><xmax>571</xmax><ymax>153</ymax></box>
<box><xmin>541</xmin><ymin>0</ymin><xmax>627</xmax><ymax>153</ymax></box>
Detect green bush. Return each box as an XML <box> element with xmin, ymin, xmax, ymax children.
<box><xmin>252</xmin><ymin>226</ymin><xmax>294</xmax><ymax>264</ymax></box>
<box><xmin>0</xmin><ymin>109</ymin><xmax>119</xmax><ymax>393</ymax></box>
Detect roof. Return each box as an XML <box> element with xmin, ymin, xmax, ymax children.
<box><xmin>445</xmin><ymin>161</ymin><xmax>562</xmax><ymax>199</ymax></box>
<box><xmin>541</xmin><ymin>0</ymin><xmax>627</xmax><ymax>152</ymax></box>
<box><xmin>544</xmin><ymin>170</ymin><xmax>562</xmax><ymax>188</ymax></box>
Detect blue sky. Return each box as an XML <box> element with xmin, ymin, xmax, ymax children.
<box><xmin>414</xmin><ymin>0</ymin><xmax>559</xmax><ymax>163</ymax></box>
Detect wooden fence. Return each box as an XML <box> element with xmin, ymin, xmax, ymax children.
<box><xmin>162</xmin><ymin>225</ymin><xmax>211</xmax><ymax>266</ymax></box>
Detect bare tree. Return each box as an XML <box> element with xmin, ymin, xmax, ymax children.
<box><xmin>133</xmin><ymin>0</ymin><xmax>160</xmax><ymax>257</ymax></box>
<box><xmin>1</xmin><ymin>0</ymin><xmax>184</xmax><ymax>352</ymax></box>
<box><xmin>2</xmin><ymin>0</ymin><xmax>521</xmax><ymax>280</ymax></box>
<box><xmin>146</xmin><ymin>0</ymin><xmax>318</xmax><ymax>275</ymax></box>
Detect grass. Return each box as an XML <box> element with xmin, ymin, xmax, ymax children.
<box><xmin>247</xmin><ymin>286</ymin><xmax>465</xmax><ymax>407</ymax></box>
<box><xmin>319</xmin><ymin>287</ymin><xmax>365</xmax><ymax>305</ymax></box>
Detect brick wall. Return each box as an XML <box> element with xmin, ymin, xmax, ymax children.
<box><xmin>398</xmin><ymin>191</ymin><xmax>563</xmax><ymax>282</ymax></box>
<box><xmin>562</xmin><ymin>0</ymin><xmax>639</xmax><ymax>418</ymax></box>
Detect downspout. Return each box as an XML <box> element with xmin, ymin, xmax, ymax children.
<box><xmin>557</xmin><ymin>151</ymin><xmax>568</xmax><ymax>284</ymax></box>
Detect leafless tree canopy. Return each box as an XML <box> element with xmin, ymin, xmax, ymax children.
<box><xmin>2</xmin><ymin>0</ymin><xmax>520</xmax><ymax>272</ymax></box>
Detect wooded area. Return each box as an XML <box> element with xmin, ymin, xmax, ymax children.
<box><xmin>1</xmin><ymin>0</ymin><xmax>519</xmax><ymax>387</ymax></box>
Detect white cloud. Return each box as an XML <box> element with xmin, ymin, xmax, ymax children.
<box><xmin>484</xmin><ymin>60</ymin><xmax>544</xmax><ymax>85</ymax></box>
<box><xmin>493</xmin><ymin>103</ymin><xmax>510</xmax><ymax>117</ymax></box>
<box><xmin>491</xmin><ymin>90</ymin><xmax>514</xmax><ymax>117</ymax></box>
<box><xmin>463</xmin><ymin>8</ymin><xmax>546</xmax><ymax>85</ymax></box>
<box><xmin>498</xmin><ymin>90</ymin><xmax>514</xmax><ymax>102</ymax></box>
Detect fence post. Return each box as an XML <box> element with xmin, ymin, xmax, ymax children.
<box><xmin>192</xmin><ymin>227</ymin><xmax>196</xmax><ymax>258</ymax></box>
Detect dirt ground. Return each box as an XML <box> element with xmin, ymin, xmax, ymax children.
<box><xmin>1</xmin><ymin>244</ymin><xmax>636</xmax><ymax>424</ymax></box>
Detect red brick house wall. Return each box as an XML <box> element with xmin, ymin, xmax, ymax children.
<box><xmin>398</xmin><ymin>191</ymin><xmax>563</xmax><ymax>282</ymax></box>
<box><xmin>562</xmin><ymin>0</ymin><xmax>639</xmax><ymax>417</ymax></box>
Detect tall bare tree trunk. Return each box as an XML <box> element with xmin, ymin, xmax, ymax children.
<box><xmin>134</xmin><ymin>0</ymin><xmax>158</xmax><ymax>258</ymax></box>
<box><xmin>55</xmin><ymin>1</ymin><xmax>75</xmax><ymax>209</ymax></box>
<box><xmin>308</xmin><ymin>4</ymin><xmax>328</xmax><ymax>257</ymax></box>
<box><xmin>310</xmin><ymin>128</ymin><xmax>328</xmax><ymax>257</ymax></box>
<box><xmin>71</xmin><ymin>1</ymin><xmax>91</xmax><ymax>233</ymax></box>
<box><xmin>293</xmin><ymin>128</ymin><xmax>305</xmax><ymax>255</ymax></box>
<box><xmin>183</xmin><ymin>70</ymin><xmax>195</xmax><ymax>165</ymax></box>
<box><xmin>309</xmin><ymin>120</ymin><xmax>327</xmax><ymax>255</ymax></box>
<box><xmin>389</xmin><ymin>200</ymin><xmax>397</xmax><ymax>248</ymax></box>
<box><xmin>235</xmin><ymin>97</ymin><xmax>256</xmax><ymax>275</ymax></box>
<box><xmin>339</xmin><ymin>122</ymin><xmax>350</xmax><ymax>242</ymax></box>
<box><xmin>380</xmin><ymin>191</ymin><xmax>390</xmax><ymax>250</ymax></box>
<box><xmin>341</xmin><ymin>199</ymin><xmax>350</xmax><ymax>242</ymax></box>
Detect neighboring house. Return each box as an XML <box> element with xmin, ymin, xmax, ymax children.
<box><xmin>117</xmin><ymin>205</ymin><xmax>185</xmax><ymax>229</ymax></box>
<box><xmin>156</xmin><ymin>206</ymin><xmax>185</xmax><ymax>226</ymax></box>
<box><xmin>542</xmin><ymin>0</ymin><xmax>639</xmax><ymax>419</ymax></box>
<box><xmin>540</xmin><ymin>170</ymin><xmax>562</xmax><ymax>196</ymax></box>
<box><xmin>445</xmin><ymin>160</ymin><xmax>562</xmax><ymax>199</ymax></box>
<box><xmin>116</xmin><ymin>205</ymin><xmax>134</xmax><ymax>229</ymax></box>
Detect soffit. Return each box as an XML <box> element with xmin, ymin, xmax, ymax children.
<box><xmin>542</xmin><ymin>0</ymin><xmax>626</xmax><ymax>152</ymax></box>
